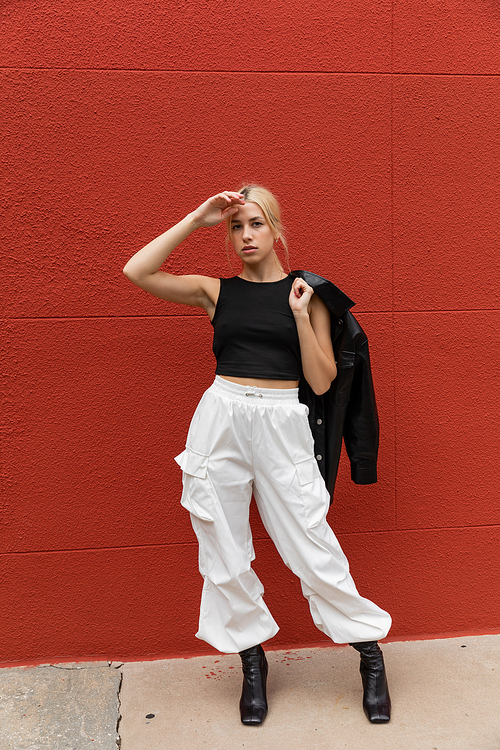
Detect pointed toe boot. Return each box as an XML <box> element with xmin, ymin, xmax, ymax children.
<box><xmin>350</xmin><ymin>641</ymin><xmax>391</xmax><ymax>723</ymax></box>
<box><xmin>238</xmin><ymin>644</ymin><xmax>268</xmax><ymax>725</ymax></box>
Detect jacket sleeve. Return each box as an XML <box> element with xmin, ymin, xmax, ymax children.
<box><xmin>343</xmin><ymin>339</ymin><xmax>379</xmax><ymax>484</ymax></box>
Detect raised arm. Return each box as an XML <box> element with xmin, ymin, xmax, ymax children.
<box><xmin>289</xmin><ymin>278</ymin><xmax>337</xmax><ymax>395</ymax></box>
<box><xmin>123</xmin><ymin>191</ymin><xmax>245</xmax><ymax>313</ymax></box>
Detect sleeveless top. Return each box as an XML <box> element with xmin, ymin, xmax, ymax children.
<box><xmin>211</xmin><ymin>275</ymin><xmax>302</xmax><ymax>380</ymax></box>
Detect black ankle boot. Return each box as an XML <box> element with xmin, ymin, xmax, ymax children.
<box><xmin>350</xmin><ymin>641</ymin><xmax>391</xmax><ymax>723</ymax></box>
<box><xmin>238</xmin><ymin>644</ymin><xmax>268</xmax><ymax>725</ymax></box>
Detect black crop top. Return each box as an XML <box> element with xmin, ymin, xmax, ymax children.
<box><xmin>211</xmin><ymin>275</ymin><xmax>302</xmax><ymax>380</ymax></box>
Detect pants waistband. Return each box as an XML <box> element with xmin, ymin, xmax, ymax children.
<box><xmin>211</xmin><ymin>376</ymin><xmax>299</xmax><ymax>405</ymax></box>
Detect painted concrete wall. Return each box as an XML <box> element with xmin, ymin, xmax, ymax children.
<box><xmin>1</xmin><ymin>0</ymin><xmax>499</xmax><ymax>664</ymax></box>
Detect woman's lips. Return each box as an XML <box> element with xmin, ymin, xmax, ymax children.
<box><xmin>242</xmin><ymin>246</ymin><xmax>257</xmax><ymax>253</ymax></box>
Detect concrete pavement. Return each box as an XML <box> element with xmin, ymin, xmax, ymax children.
<box><xmin>0</xmin><ymin>661</ymin><xmax>122</xmax><ymax>749</ymax></box>
<box><xmin>1</xmin><ymin>635</ymin><xmax>499</xmax><ymax>749</ymax></box>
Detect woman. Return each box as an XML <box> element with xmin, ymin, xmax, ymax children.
<box><xmin>123</xmin><ymin>186</ymin><xmax>392</xmax><ymax>725</ymax></box>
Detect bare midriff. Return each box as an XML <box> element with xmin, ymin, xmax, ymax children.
<box><xmin>220</xmin><ymin>376</ymin><xmax>299</xmax><ymax>389</ymax></box>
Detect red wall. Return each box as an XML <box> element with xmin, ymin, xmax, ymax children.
<box><xmin>1</xmin><ymin>0</ymin><xmax>500</xmax><ymax>664</ymax></box>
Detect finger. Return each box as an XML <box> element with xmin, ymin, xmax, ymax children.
<box><xmin>221</xmin><ymin>205</ymin><xmax>239</xmax><ymax>217</ymax></box>
<box><xmin>222</xmin><ymin>191</ymin><xmax>246</xmax><ymax>203</ymax></box>
<box><xmin>293</xmin><ymin>279</ymin><xmax>313</xmax><ymax>298</ymax></box>
<box><xmin>293</xmin><ymin>278</ymin><xmax>313</xmax><ymax>293</ymax></box>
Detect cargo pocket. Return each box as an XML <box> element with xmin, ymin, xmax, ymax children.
<box><xmin>174</xmin><ymin>447</ymin><xmax>213</xmax><ymax>521</ymax></box>
<box><xmin>294</xmin><ymin>455</ymin><xmax>321</xmax><ymax>487</ymax></box>
<box><xmin>175</xmin><ymin>447</ymin><xmax>208</xmax><ymax>478</ymax></box>
<box><xmin>294</xmin><ymin>455</ymin><xmax>328</xmax><ymax>529</ymax></box>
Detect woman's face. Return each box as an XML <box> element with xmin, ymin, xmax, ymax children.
<box><xmin>230</xmin><ymin>202</ymin><xmax>275</xmax><ymax>264</ymax></box>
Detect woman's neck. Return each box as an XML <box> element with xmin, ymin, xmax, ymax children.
<box><xmin>238</xmin><ymin>256</ymin><xmax>286</xmax><ymax>283</ymax></box>
<box><xmin>239</xmin><ymin>270</ymin><xmax>286</xmax><ymax>282</ymax></box>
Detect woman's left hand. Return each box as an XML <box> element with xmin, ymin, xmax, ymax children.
<box><xmin>289</xmin><ymin>277</ymin><xmax>314</xmax><ymax>318</ymax></box>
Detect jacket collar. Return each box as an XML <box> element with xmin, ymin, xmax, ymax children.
<box><xmin>291</xmin><ymin>270</ymin><xmax>355</xmax><ymax>317</ymax></box>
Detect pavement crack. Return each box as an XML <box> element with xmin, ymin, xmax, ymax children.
<box><xmin>116</xmin><ymin>666</ymin><xmax>123</xmax><ymax>749</ymax></box>
<box><xmin>43</xmin><ymin>662</ymin><xmax>124</xmax><ymax>670</ymax></box>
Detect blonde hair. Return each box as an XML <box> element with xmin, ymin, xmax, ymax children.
<box><xmin>225</xmin><ymin>184</ymin><xmax>289</xmax><ymax>271</ymax></box>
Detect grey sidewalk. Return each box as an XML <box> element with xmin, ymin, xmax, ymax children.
<box><xmin>1</xmin><ymin>635</ymin><xmax>499</xmax><ymax>749</ymax></box>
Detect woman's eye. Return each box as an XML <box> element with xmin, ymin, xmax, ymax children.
<box><xmin>232</xmin><ymin>224</ymin><xmax>242</xmax><ymax>231</ymax></box>
<box><xmin>253</xmin><ymin>222</ymin><xmax>263</xmax><ymax>227</ymax></box>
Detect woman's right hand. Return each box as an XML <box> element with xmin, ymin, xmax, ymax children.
<box><xmin>123</xmin><ymin>190</ymin><xmax>246</xmax><ymax>312</ymax></box>
<box><xmin>192</xmin><ymin>192</ymin><xmax>246</xmax><ymax>228</ymax></box>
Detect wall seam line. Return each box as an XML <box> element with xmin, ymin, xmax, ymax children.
<box><xmin>3</xmin><ymin>308</ymin><xmax>499</xmax><ymax>322</ymax></box>
<box><xmin>0</xmin><ymin>542</ymin><xmax>200</xmax><ymax>556</ymax></box>
<box><xmin>0</xmin><ymin>68</ymin><xmax>394</xmax><ymax>74</ymax></box>
<box><xmin>1</xmin><ymin>67</ymin><xmax>500</xmax><ymax>77</ymax></box>
<box><xmin>2</xmin><ymin>523</ymin><xmax>499</xmax><ymax>557</ymax></box>
<box><xmin>391</xmin><ymin>0</ymin><xmax>397</xmax><ymax>532</ymax></box>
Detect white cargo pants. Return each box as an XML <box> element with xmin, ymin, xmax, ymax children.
<box><xmin>175</xmin><ymin>376</ymin><xmax>391</xmax><ymax>654</ymax></box>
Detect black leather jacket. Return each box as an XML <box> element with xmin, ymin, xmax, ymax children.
<box><xmin>291</xmin><ymin>270</ymin><xmax>379</xmax><ymax>503</ymax></box>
